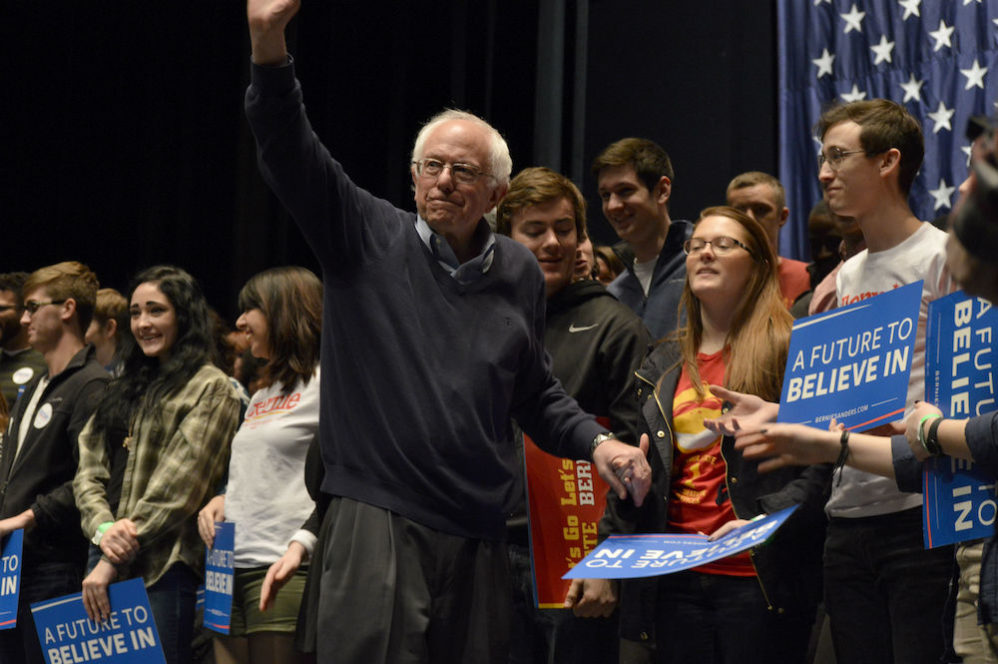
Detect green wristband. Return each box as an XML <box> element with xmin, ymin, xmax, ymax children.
<box><xmin>92</xmin><ymin>521</ymin><xmax>114</xmax><ymax>546</ymax></box>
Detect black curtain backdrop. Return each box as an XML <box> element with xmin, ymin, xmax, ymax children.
<box><xmin>3</xmin><ymin>1</ymin><xmax>776</xmax><ymax>323</ymax></box>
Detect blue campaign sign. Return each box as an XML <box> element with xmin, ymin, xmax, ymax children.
<box><xmin>778</xmin><ymin>281</ymin><xmax>923</xmax><ymax>432</ymax></box>
<box><xmin>563</xmin><ymin>505</ymin><xmax>798</xmax><ymax>580</ymax></box>
<box><xmin>203</xmin><ymin>522</ymin><xmax>234</xmax><ymax>635</ymax></box>
<box><xmin>922</xmin><ymin>292</ymin><xmax>998</xmax><ymax>548</ymax></box>
<box><xmin>925</xmin><ymin>292</ymin><xmax>997</xmax><ymax>419</ymax></box>
<box><xmin>0</xmin><ymin>529</ymin><xmax>23</xmax><ymax>629</ymax></box>
<box><xmin>30</xmin><ymin>577</ymin><xmax>165</xmax><ymax>664</ymax></box>
<box><xmin>923</xmin><ymin>456</ymin><xmax>996</xmax><ymax>548</ymax></box>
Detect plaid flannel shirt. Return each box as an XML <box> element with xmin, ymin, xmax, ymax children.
<box><xmin>75</xmin><ymin>364</ymin><xmax>240</xmax><ymax>585</ymax></box>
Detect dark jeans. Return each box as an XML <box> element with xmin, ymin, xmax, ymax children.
<box><xmin>652</xmin><ymin>570</ymin><xmax>812</xmax><ymax>664</ymax></box>
<box><xmin>824</xmin><ymin>506</ymin><xmax>955</xmax><ymax>664</ymax></box>
<box><xmin>146</xmin><ymin>563</ymin><xmax>199</xmax><ymax>664</ymax></box>
<box><xmin>507</xmin><ymin>543</ymin><xmax>618</xmax><ymax>664</ymax></box>
<box><xmin>0</xmin><ymin>562</ymin><xmax>81</xmax><ymax>664</ymax></box>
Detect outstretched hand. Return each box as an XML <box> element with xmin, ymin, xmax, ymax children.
<box><xmin>702</xmin><ymin>385</ymin><xmax>780</xmax><ymax>437</ymax></box>
<box><xmin>735</xmin><ymin>422</ymin><xmax>839</xmax><ymax>472</ymax></box>
<box><xmin>592</xmin><ymin>434</ymin><xmax>651</xmax><ymax>507</ymax></box>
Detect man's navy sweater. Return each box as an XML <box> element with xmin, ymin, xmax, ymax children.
<box><xmin>245</xmin><ymin>61</ymin><xmax>603</xmax><ymax>540</ymax></box>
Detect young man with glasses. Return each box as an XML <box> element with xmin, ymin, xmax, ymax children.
<box><xmin>816</xmin><ymin>100</ymin><xmax>954</xmax><ymax>663</ymax></box>
<box><xmin>0</xmin><ymin>262</ymin><xmax>108</xmax><ymax>664</ymax></box>
<box><xmin>0</xmin><ymin>273</ymin><xmax>47</xmax><ymax>408</ymax></box>
<box><xmin>244</xmin><ymin>2</ymin><xmax>651</xmax><ymax>662</ymax></box>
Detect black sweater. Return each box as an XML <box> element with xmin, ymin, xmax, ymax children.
<box><xmin>246</xmin><ymin>60</ymin><xmax>603</xmax><ymax>540</ymax></box>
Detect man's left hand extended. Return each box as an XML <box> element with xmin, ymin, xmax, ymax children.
<box><xmin>592</xmin><ymin>434</ymin><xmax>651</xmax><ymax>507</ymax></box>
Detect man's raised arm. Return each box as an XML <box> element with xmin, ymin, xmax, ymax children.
<box><xmin>247</xmin><ymin>0</ymin><xmax>299</xmax><ymax>65</ymax></box>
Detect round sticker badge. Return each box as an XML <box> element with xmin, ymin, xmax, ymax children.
<box><xmin>12</xmin><ymin>367</ymin><xmax>34</xmax><ymax>385</ymax></box>
<box><xmin>34</xmin><ymin>403</ymin><xmax>53</xmax><ymax>429</ymax></box>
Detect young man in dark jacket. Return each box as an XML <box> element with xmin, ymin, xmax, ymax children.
<box><xmin>0</xmin><ymin>262</ymin><xmax>108</xmax><ymax>664</ymax></box>
<box><xmin>497</xmin><ymin>167</ymin><xmax>652</xmax><ymax>664</ymax></box>
<box><xmin>593</xmin><ymin>138</ymin><xmax>693</xmax><ymax>340</ymax></box>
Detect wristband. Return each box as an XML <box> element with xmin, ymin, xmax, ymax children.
<box><xmin>918</xmin><ymin>414</ymin><xmax>943</xmax><ymax>456</ymax></box>
<box><xmin>926</xmin><ymin>417</ymin><xmax>945</xmax><ymax>456</ymax></box>
<box><xmin>834</xmin><ymin>430</ymin><xmax>850</xmax><ymax>487</ymax></box>
<box><xmin>91</xmin><ymin>521</ymin><xmax>114</xmax><ymax>546</ymax></box>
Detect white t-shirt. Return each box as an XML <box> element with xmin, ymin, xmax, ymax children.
<box><xmin>633</xmin><ymin>257</ymin><xmax>656</xmax><ymax>296</ymax></box>
<box><xmin>827</xmin><ymin>222</ymin><xmax>953</xmax><ymax>518</ymax></box>
<box><xmin>225</xmin><ymin>369</ymin><xmax>320</xmax><ymax>567</ymax></box>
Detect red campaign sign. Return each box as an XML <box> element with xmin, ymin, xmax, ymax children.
<box><xmin>524</xmin><ymin>416</ymin><xmax>610</xmax><ymax>608</ymax></box>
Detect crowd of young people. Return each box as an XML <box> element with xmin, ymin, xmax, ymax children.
<box><xmin>0</xmin><ymin>6</ymin><xmax>995</xmax><ymax>664</ymax></box>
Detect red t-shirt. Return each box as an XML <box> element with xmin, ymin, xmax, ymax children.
<box><xmin>667</xmin><ymin>349</ymin><xmax>755</xmax><ymax>576</ymax></box>
<box><xmin>778</xmin><ymin>257</ymin><xmax>811</xmax><ymax>308</ymax></box>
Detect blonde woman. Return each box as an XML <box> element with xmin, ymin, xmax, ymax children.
<box><xmin>604</xmin><ymin>207</ymin><xmax>829</xmax><ymax>663</ymax></box>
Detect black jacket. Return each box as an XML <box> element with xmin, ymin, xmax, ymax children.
<box><xmin>1</xmin><ymin>345</ymin><xmax>107</xmax><ymax>569</ymax></box>
<box><xmin>508</xmin><ymin>280</ymin><xmax>652</xmax><ymax>540</ymax></box>
<box><xmin>603</xmin><ymin>340</ymin><xmax>830</xmax><ymax>642</ymax></box>
<box><xmin>545</xmin><ymin>280</ymin><xmax>652</xmax><ymax>445</ymax></box>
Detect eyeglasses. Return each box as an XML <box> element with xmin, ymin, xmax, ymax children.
<box><xmin>23</xmin><ymin>300</ymin><xmax>65</xmax><ymax>315</ymax></box>
<box><xmin>817</xmin><ymin>147</ymin><xmax>868</xmax><ymax>171</ymax></box>
<box><xmin>683</xmin><ymin>236</ymin><xmax>755</xmax><ymax>257</ymax></box>
<box><xmin>412</xmin><ymin>159</ymin><xmax>491</xmax><ymax>185</ymax></box>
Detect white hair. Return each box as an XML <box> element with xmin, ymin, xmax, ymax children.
<box><xmin>411</xmin><ymin>109</ymin><xmax>512</xmax><ymax>188</ymax></box>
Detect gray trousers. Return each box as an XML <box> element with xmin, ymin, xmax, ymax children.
<box><xmin>316</xmin><ymin>497</ymin><xmax>511</xmax><ymax>663</ymax></box>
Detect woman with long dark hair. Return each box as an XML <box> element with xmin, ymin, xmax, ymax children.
<box><xmin>605</xmin><ymin>207</ymin><xmax>828</xmax><ymax>663</ymax></box>
<box><xmin>74</xmin><ymin>265</ymin><xmax>241</xmax><ymax>664</ymax></box>
<box><xmin>197</xmin><ymin>266</ymin><xmax>322</xmax><ymax>664</ymax></box>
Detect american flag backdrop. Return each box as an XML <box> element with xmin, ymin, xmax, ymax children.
<box><xmin>777</xmin><ymin>0</ymin><xmax>998</xmax><ymax>260</ymax></box>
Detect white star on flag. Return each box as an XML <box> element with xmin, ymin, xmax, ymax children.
<box><xmin>929</xmin><ymin>20</ymin><xmax>955</xmax><ymax>51</ymax></box>
<box><xmin>961</xmin><ymin>58</ymin><xmax>988</xmax><ymax>90</ymax></box>
<box><xmin>899</xmin><ymin>74</ymin><xmax>924</xmax><ymax>102</ymax></box>
<box><xmin>870</xmin><ymin>35</ymin><xmax>895</xmax><ymax>64</ymax></box>
<box><xmin>814</xmin><ymin>0</ymin><xmax>831</xmax><ymax>4</ymax></box>
<box><xmin>928</xmin><ymin>179</ymin><xmax>956</xmax><ymax>211</ymax></box>
<box><xmin>813</xmin><ymin>48</ymin><xmax>836</xmax><ymax>78</ymax></box>
<box><xmin>841</xmin><ymin>4</ymin><xmax>866</xmax><ymax>33</ymax></box>
<box><xmin>927</xmin><ymin>101</ymin><xmax>955</xmax><ymax>133</ymax></box>
<box><xmin>841</xmin><ymin>85</ymin><xmax>867</xmax><ymax>102</ymax></box>
<box><xmin>898</xmin><ymin>0</ymin><xmax>920</xmax><ymax>20</ymax></box>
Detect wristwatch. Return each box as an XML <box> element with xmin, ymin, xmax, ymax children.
<box><xmin>591</xmin><ymin>431</ymin><xmax>615</xmax><ymax>455</ymax></box>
